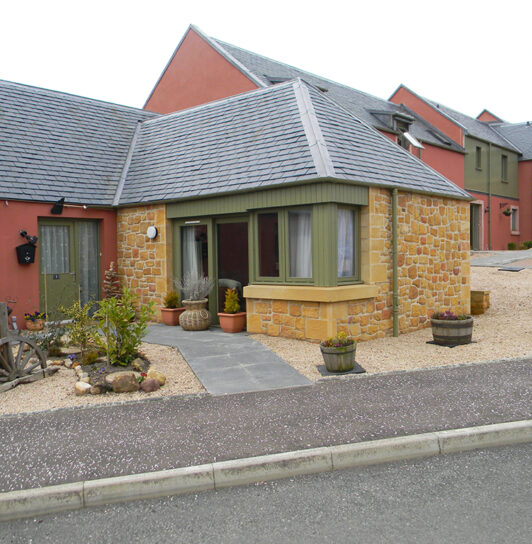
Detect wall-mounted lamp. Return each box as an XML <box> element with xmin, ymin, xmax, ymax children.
<box><xmin>146</xmin><ymin>226</ymin><xmax>158</xmax><ymax>240</ymax></box>
<box><xmin>50</xmin><ymin>197</ymin><xmax>88</xmax><ymax>214</ymax></box>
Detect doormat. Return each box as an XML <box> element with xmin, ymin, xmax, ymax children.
<box><xmin>497</xmin><ymin>267</ymin><xmax>524</xmax><ymax>272</ymax></box>
<box><xmin>317</xmin><ymin>362</ymin><xmax>366</xmax><ymax>376</ymax></box>
<box><xmin>426</xmin><ymin>340</ymin><xmax>478</xmax><ymax>348</ymax></box>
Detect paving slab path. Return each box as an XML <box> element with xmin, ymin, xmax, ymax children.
<box><xmin>0</xmin><ymin>358</ymin><xmax>530</xmax><ymax>493</ymax></box>
<box><xmin>143</xmin><ymin>324</ymin><xmax>312</xmax><ymax>395</ymax></box>
<box><xmin>471</xmin><ymin>248</ymin><xmax>532</xmax><ymax>268</ymax></box>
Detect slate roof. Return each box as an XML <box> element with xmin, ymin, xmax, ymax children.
<box><xmin>119</xmin><ymin>79</ymin><xmax>470</xmax><ymax>204</ymax></box>
<box><xmin>209</xmin><ymin>37</ymin><xmax>463</xmax><ymax>153</ymax></box>
<box><xmin>421</xmin><ymin>95</ymin><xmax>521</xmax><ymax>152</ymax></box>
<box><xmin>491</xmin><ymin>122</ymin><xmax>532</xmax><ymax>161</ymax></box>
<box><xmin>0</xmin><ymin>79</ymin><xmax>156</xmax><ymax>205</ymax></box>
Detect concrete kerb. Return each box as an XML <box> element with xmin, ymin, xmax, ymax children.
<box><xmin>1</xmin><ymin>420</ymin><xmax>531</xmax><ymax>522</ymax></box>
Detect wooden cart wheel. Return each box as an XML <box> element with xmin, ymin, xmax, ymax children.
<box><xmin>0</xmin><ymin>335</ymin><xmax>47</xmax><ymax>383</ymax></box>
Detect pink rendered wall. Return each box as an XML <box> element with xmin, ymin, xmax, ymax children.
<box><xmin>390</xmin><ymin>87</ymin><xmax>464</xmax><ymax>147</ymax></box>
<box><xmin>517</xmin><ymin>161</ymin><xmax>532</xmax><ymax>243</ymax></box>
<box><xmin>144</xmin><ymin>28</ymin><xmax>259</xmax><ymax>114</ymax></box>
<box><xmin>0</xmin><ymin>200</ymin><xmax>117</xmax><ymax>328</ymax></box>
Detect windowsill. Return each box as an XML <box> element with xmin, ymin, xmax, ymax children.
<box><xmin>511</xmin><ymin>231</ymin><xmax>520</xmax><ymax>236</ymax></box>
<box><xmin>501</xmin><ymin>179</ymin><xmax>509</xmax><ymax>183</ymax></box>
<box><xmin>243</xmin><ymin>283</ymin><xmax>379</xmax><ymax>302</ymax></box>
<box><xmin>475</xmin><ymin>167</ymin><xmax>482</xmax><ymax>171</ymax></box>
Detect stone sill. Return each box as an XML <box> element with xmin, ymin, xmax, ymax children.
<box><xmin>243</xmin><ymin>284</ymin><xmax>379</xmax><ymax>303</ymax></box>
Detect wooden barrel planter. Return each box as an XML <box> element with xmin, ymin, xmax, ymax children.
<box><xmin>320</xmin><ymin>343</ymin><xmax>356</xmax><ymax>372</ymax></box>
<box><xmin>430</xmin><ymin>317</ymin><xmax>473</xmax><ymax>346</ymax></box>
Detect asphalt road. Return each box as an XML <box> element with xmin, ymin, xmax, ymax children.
<box><xmin>3</xmin><ymin>443</ymin><xmax>531</xmax><ymax>543</ymax></box>
<box><xmin>0</xmin><ymin>359</ymin><xmax>530</xmax><ymax>492</ymax></box>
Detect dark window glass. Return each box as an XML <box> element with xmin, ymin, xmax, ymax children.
<box><xmin>501</xmin><ymin>155</ymin><xmax>508</xmax><ymax>181</ymax></box>
<box><xmin>258</xmin><ymin>213</ymin><xmax>279</xmax><ymax>277</ymax></box>
<box><xmin>475</xmin><ymin>147</ymin><xmax>482</xmax><ymax>169</ymax></box>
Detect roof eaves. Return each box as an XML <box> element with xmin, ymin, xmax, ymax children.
<box><xmin>113</xmin><ymin>121</ymin><xmax>142</xmax><ymax>206</ymax></box>
<box><xmin>292</xmin><ymin>79</ymin><xmax>335</xmax><ymax>178</ymax></box>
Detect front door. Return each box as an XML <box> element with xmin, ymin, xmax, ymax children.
<box><xmin>470</xmin><ymin>203</ymin><xmax>482</xmax><ymax>251</ymax></box>
<box><xmin>39</xmin><ymin>220</ymin><xmax>100</xmax><ymax>318</ymax></box>
<box><xmin>216</xmin><ymin>220</ymin><xmax>249</xmax><ymax>314</ymax></box>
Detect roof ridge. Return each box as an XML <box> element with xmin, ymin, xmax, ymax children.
<box><xmin>292</xmin><ymin>80</ymin><xmax>335</xmax><ymax>178</ymax></box>
<box><xmin>113</xmin><ymin>121</ymin><xmax>142</xmax><ymax>206</ymax></box>
<box><xmin>141</xmin><ymin>80</ymin><xmax>296</xmax><ymax>126</ymax></box>
<box><xmin>0</xmin><ymin>78</ymin><xmax>155</xmax><ymax>116</ymax></box>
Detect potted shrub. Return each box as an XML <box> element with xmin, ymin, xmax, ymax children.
<box><xmin>430</xmin><ymin>310</ymin><xmax>473</xmax><ymax>346</ymax></box>
<box><xmin>176</xmin><ymin>274</ymin><xmax>214</xmax><ymax>331</ymax></box>
<box><xmin>160</xmin><ymin>291</ymin><xmax>184</xmax><ymax>326</ymax></box>
<box><xmin>218</xmin><ymin>288</ymin><xmax>246</xmax><ymax>333</ymax></box>
<box><xmin>320</xmin><ymin>332</ymin><xmax>356</xmax><ymax>372</ymax></box>
<box><xmin>24</xmin><ymin>311</ymin><xmax>46</xmax><ymax>331</ymax></box>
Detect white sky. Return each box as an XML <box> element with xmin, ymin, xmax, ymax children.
<box><xmin>2</xmin><ymin>0</ymin><xmax>531</xmax><ymax>123</ymax></box>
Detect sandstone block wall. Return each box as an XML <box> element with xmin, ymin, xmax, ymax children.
<box><xmin>246</xmin><ymin>188</ymin><xmax>470</xmax><ymax>342</ymax></box>
<box><xmin>117</xmin><ymin>205</ymin><xmax>172</xmax><ymax>316</ymax></box>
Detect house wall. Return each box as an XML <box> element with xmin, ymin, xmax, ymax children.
<box><xmin>390</xmin><ymin>87</ymin><xmax>464</xmax><ymax>147</ymax></box>
<box><xmin>0</xmin><ymin>200</ymin><xmax>116</xmax><ymax>328</ymax></box>
<box><xmin>116</xmin><ymin>204</ymin><xmax>172</xmax><ymax>313</ymax></box>
<box><xmin>144</xmin><ymin>27</ymin><xmax>259</xmax><ymax>114</ymax></box>
<box><xmin>518</xmin><ymin>160</ymin><xmax>532</xmax><ymax>244</ymax></box>
<box><xmin>245</xmin><ymin>187</ymin><xmax>470</xmax><ymax>342</ymax></box>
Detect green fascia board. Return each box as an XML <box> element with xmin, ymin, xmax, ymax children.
<box><xmin>166</xmin><ymin>179</ymin><xmax>369</xmax><ymax>219</ymax></box>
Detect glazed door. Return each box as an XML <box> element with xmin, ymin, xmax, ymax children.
<box><xmin>216</xmin><ymin>220</ymin><xmax>249</xmax><ymax>313</ymax></box>
<box><xmin>39</xmin><ymin>220</ymin><xmax>100</xmax><ymax>318</ymax></box>
<box><xmin>39</xmin><ymin>222</ymin><xmax>77</xmax><ymax>318</ymax></box>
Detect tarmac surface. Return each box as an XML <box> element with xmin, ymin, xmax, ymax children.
<box><xmin>1</xmin><ymin>358</ymin><xmax>530</xmax><ymax>493</ymax></box>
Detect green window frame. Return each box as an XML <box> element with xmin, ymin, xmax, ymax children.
<box><xmin>252</xmin><ymin>206</ymin><xmax>314</xmax><ymax>284</ymax></box>
<box><xmin>501</xmin><ymin>154</ymin><xmax>508</xmax><ymax>182</ymax></box>
<box><xmin>337</xmin><ymin>206</ymin><xmax>360</xmax><ymax>284</ymax></box>
<box><xmin>475</xmin><ymin>146</ymin><xmax>482</xmax><ymax>170</ymax></box>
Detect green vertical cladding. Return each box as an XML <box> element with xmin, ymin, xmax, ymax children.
<box><xmin>312</xmin><ymin>203</ymin><xmax>338</xmax><ymax>286</ymax></box>
<box><xmin>464</xmin><ymin>136</ymin><xmax>518</xmax><ymax>198</ymax></box>
<box><xmin>166</xmin><ymin>181</ymin><xmax>368</xmax><ymax>219</ymax></box>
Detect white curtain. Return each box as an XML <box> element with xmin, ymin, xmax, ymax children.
<box><xmin>338</xmin><ymin>208</ymin><xmax>354</xmax><ymax>277</ymax></box>
<box><xmin>289</xmin><ymin>209</ymin><xmax>312</xmax><ymax>278</ymax></box>
<box><xmin>40</xmin><ymin>225</ymin><xmax>69</xmax><ymax>275</ymax></box>
<box><xmin>182</xmin><ymin>226</ymin><xmax>202</xmax><ymax>280</ymax></box>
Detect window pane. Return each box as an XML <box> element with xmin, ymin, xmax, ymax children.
<box><xmin>182</xmin><ymin>225</ymin><xmax>208</xmax><ymax>280</ymax></box>
<box><xmin>258</xmin><ymin>213</ymin><xmax>279</xmax><ymax>277</ymax></box>
<box><xmin>338</xmin><ymin>209</ymin><xmax>354</xmax><ymax>277</ymax></box>
<box><xmin>40</xmin><ymin>225</ymin><xmax>70</xmax><ymax>275</ymax></box>
<box><xmin>289</xmin><ymin>209</ymin><xmax>312</xmax><ymax>278</ymax></box>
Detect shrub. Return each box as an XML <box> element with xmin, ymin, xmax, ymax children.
<box><xmin>28</xmin><ymin>321</ymin><xmax>65</xmax><ymax>356</ymax></box>
<box><xmin>223</xmin><ymin>288</ymin><xmax>240</xmax><ymax>314</ymax></box>
<box><xmin>523</xmin><ymin>240</ymin><xmax>532</xmax><ymax>249</ymax></box>
<box><xmin>175</xmin><ymin>274</ymin><xmax>214</xmax><ymax>301</ymax></box>
<box><xmin>93</xmin><ymin>288</ymin><xmax>154</xmax><ymax>366</ymax></box>
<box><xmin>103</xmin><ymin>262</ymin><xmax>122</xmax><ymax>299</ymax></box>
<box><xmin>60</xmin><ymin>301</ymin><xmax>96</xmax><ymax>359</ymax></box>
<box><xmin>321</xmin><ymin>331</ymin><xmax>355</xmax><ymax>348</ymax></box>
<box><xmin>507</xmin><ymin>242</ymin><xmax>517</xmax><ymax>250</ymax></box>
<box><xmin>163</xmin><ymin>291</ymin><xmax>180</xmax><ymax>309</ymax></box>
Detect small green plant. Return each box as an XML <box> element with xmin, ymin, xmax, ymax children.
<box><xmin>103</xmin><ymin>261</ymin><xmax>122</xmax><ymax>299</ymax></box>
<box><xmin>28</xmin><ymin>321</ymin><xmax>65</xmax><ymax>356</ymax></box>
<box><xmin>432</xmin><ymin>310</ymin><xmax>470</xmax><ymax>320</ymax></box>
<box><xmin>175</xmin><ymin>274</ymin><xmax>214</xmax><ymax>301</ymax></box>
<box><xmin>321</xmin><ymin>331</ymin><xmax>355</xmax><ymax>348</ymax></box>
<box><xmin>81</xmin><ymin>348</ymin><xmax>100</xmax><ymax>365</ymax></box>
<box><xmin>522</xmin><ymin>240</ymin><xmax>532</xmax><ymax>249</ymax></box>
<box><xmin>223</xmin><ymin>288</ymin><xmax>240</xmax><ymax>314</ymax></box>
<box><xmin>163</xmin><ymin>291</ymin><xmax>180</xmax><ymax>309</ymax></box>
<box><xmin>24</xmin><ymin>311</ymin><xmax>46</xmax><ymax>322</ymax></box>
<box><xmin>507</xmin><ymin>242</ymin><xmax>517</xmax><ymax>250</ymax></box>
<box><xmin>93</xmin><ymin>288</ymin><xmax>154</xmax><ymax>366</ymax></box>
<box><xmin>60</xmin><ymin>301</ymin><xmax>96</xmax><ymax>360</ymax></box>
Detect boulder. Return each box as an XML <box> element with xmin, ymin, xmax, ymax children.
<box><xmin>140</xmin><ymin>378</ymin><xmax>160</xmax><ymax>393</ymax></box>
<box><xmin>106</xmin><ymin>372</ymin><xmax>139</xmax><ymax>393</ymax></box>
<box><xmin>131</xmin><ymin>358</ymin><xmax>145</xmax><ymax>371</ymax></box>
<box><xmin>64</xmin><ymin>359</ymin><xmax>73</xmax><ymax>369</ymax></box>
<box><xmin>75</xmin><ymin>382</ymin><xmax>92</xmax><ymax>396</ymax></box>
<box><xmin>147</xmin><ymin>368</ymin><xmax>166</xmax><ymax>386</ymax></box>
<box><xmin>51</xmin><ymin>360</ymin><xmax>63</xmax><ymax>366</ymax></box>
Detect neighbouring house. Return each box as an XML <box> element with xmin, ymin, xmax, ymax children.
<box><xmin>0</xmin><ymin>74</ymin><xmax>472</xmax><ymax>340</ymax></box>
<box><xmin>144</xmin><ymin>25</ymin><xmax>532</xmax><ymax>250</ymax></box>
<box><xmin>0</xmin><ymin>79</ymin><xmax>155</xmax><ymax>326</ymax></box>
<box><xmin>389</xmin><ymin>85</ymin><xmax>529</xmax><ymax>250</ymax></box>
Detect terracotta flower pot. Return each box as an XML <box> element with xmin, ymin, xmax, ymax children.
<box><xmin>26</xmin><ymin>319</ymin><xmax>45</xmax><ymax>331</ymax></box>
<box><xmin>217</xmin><ymin>312</ymin><xmax>246</xmax><ymax>333</ymax></box>
<box><xmin>160</xmin><ymin>307</ymin><xmax>185</xmax><ymax>326</ymax></box>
